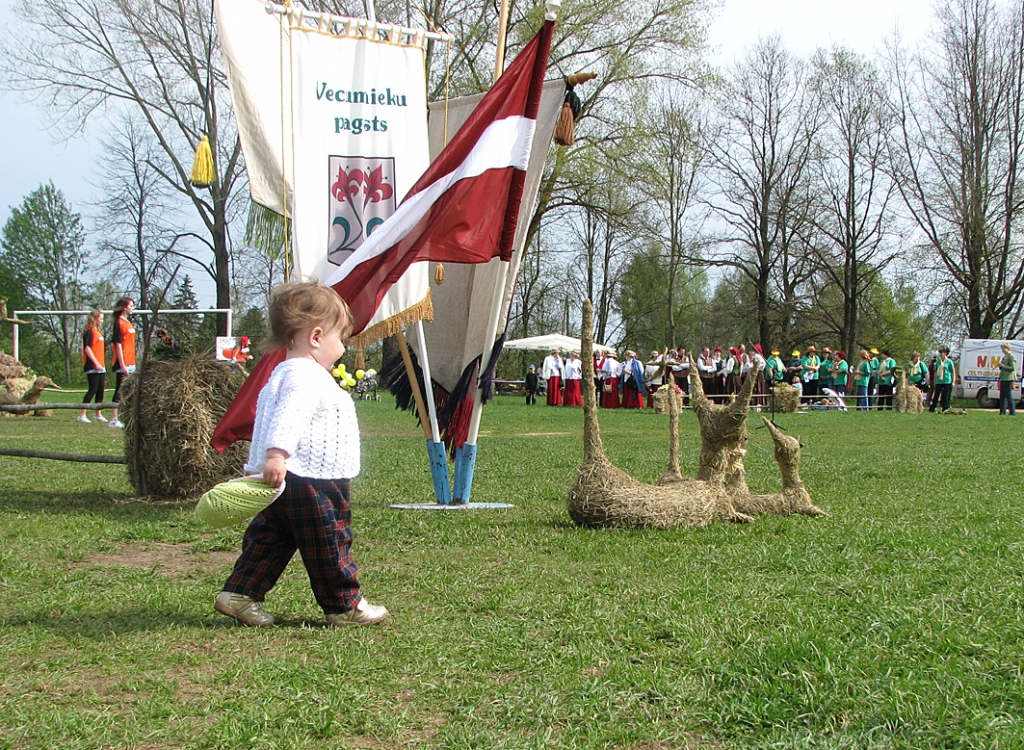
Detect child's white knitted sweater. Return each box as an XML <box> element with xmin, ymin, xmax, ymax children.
<box><xmin>245</xmin><ymin>357</ymin><xmax>360</xmax><ymax>480</ymax></box>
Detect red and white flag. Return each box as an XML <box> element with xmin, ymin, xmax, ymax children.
<box><xmin>212</xmin><ymin>20</ymin><xmax>553</xmax><ymax>452</ymax></box>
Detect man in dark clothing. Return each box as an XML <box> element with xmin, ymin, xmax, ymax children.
<box><xmin>525</xmin><ymin>364</ymin><xmax>540</xmax><ymax>405</ymax></box>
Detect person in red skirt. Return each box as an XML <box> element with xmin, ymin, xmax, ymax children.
<box><xmin>562</xmin><ymin>351</ymin><xmax>584</xmax><ymax>406</ymax></box>
<box><xmin>620</xmin><ymin>350</ymin><xmax>647</xmax><ymax>408</ymax></box>
<box><xmin>599</xmin><ymin>351</ymin><xmax>621</xmax><ymax>408</ymax></box>
<box><xmin>542</xmin><ymin>348</ymin><xmax>564</xmax><ymax>406</ymax></box>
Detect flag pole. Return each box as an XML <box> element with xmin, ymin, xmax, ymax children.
<box><xmin>453</xmin><ymin>0</ymin><xmax>560</xmax><ymax>504</ymax></box>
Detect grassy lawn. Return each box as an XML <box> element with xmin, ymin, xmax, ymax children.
<box><xmin>1</xmin><ymin>393</ymin><xmax>1022</xmax><ymax>749</ymax></box>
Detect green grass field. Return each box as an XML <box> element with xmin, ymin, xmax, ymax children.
<box><xmin>1</xmin><ymin>393</ymin><xmax>1022</xmax><ymax>749</ymax></box>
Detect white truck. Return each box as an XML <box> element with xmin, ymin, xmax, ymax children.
<box><xmin>955</xmin><ymin>338</ymin><xmax>1024</xmax><ymax>408</ymax></box>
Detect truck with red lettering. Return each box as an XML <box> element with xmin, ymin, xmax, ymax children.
<box><xmin>954</xmin><ymin>338</ymin><xmax>1024</xmax><ymax>408</ymax></box>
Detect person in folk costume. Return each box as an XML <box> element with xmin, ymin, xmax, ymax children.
<box><xmin>831</xmin><ymin>350</ymin><xmax>850</xmax><ymax>398</ymax></box>
<box><xmin>599</xmin><ymin>351</ymin><xmax>622</xmax><ymax>408</ymax></box>
<box><xmin>712</xmin><ymin>346</ymin><xmax>726</xmax><ymax>399</ymax></box>
<box><xmin>593</xmin><ymin>353</ymin><xmax>604</xmax><ymax>399</ymax></box>
<box><xmin>766</xmin><ymin>349</ymin><xmax>787</xmax><ymax>392</ymax></box>
<box><xmin>855</xmin><ymin>349</ymin><xmax>873</xmax><ymax>411</ymax></box>
<box><xmin>739</xmin><ymin>344</ymin><xmax>752</xmax><ymax>383</ymax></box>
<box><xmin>906</xmin><ymin>351</ymin><xmax>928</xmax><ymax>393</ymax></box>
<box><xmin>820</xmin><ymin>348</ymin><xmax>834</xmax><ymax>392</ymax></box>
<box><xmin>697</xmin><ymin>347</ymin><xmax>718</xmax><ymax>401</ymax></box>
<box><xmin>669</xmin><ymin>347</ymin><xmax>691</xmax><ymax>405</ymax></box>
<box><xmin>644</xmin><ymin>350</ymin><xmax>665</xmax><ymax>408</ymax></box>
<box><xmin>800</xmin><ymin>346</ymin><xmax>821</xmax><ymax>403</ymax></box>
<box><xmin>877</xmin><ymin>349</ymin><xmax>897</xmax><ymax>410</ymax></box>
<box><xmin>619</xmin><ymin>350</ymin><xmax>647</xmax><ymax>408</ymax></box>
<box><xmin>524</xmin><ymin>364</ymin><xmax>540</xmax><ymax>405</ymax></box>
<box><xmin>723</xmin><ymin>347</ymin><xmax>742</xmax><ymax>395</ymax></box>
<box><xmin>562</xmin><ymin>351</ymin><xmax>584</xmax><ymax>407</ymax></box>
<box><xmin>929</xmin><ymin>346</ymin><xmax>957</xmax><ymax>412</ymax></box>
<box><xmin>542</xmin><ymin>348</ymin><xmax>565</xmax><ymax>406</ymax></box>
<box><xmin>750</xmin><ymin>343</ymin><xmax>768</xmax><ymax>407</ymax></box>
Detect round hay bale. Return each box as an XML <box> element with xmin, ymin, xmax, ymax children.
<box><xmin>652</xmin><ymin>384</ymin><xmax>683</xmax><ymax>414</ymax></box>
<box><xmin>773</xmin><ymin>383</ymin><xmax>800</xmax><ymax>413</ymax></box>
<box><xmin>122</xmin><ymin>356</ymin><xmax>248</xmax><ymax>499</ymax></box>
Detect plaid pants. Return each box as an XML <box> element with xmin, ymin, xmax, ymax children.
<box><xmin>224</xmin><ymin>472</ymin><xmax>360</xmax><ymax>614</ymax></box>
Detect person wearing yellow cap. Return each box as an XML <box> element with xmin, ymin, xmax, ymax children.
<box><xmin>766</xmin><ymin>349</ymin><xmax>786</xmax><ymax>389</ymax></box>
<box><xmin>856</xmin><ymin>350</ymin><xmax>873</xmax><ymax>410</ymax></box>
<box><xmin>869</xmin><ymin>348</ymin><xmax>881</xmax><ymax>409</ymax></box>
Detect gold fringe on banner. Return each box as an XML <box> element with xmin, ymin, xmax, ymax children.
<box><xmin>244</xmin><ymin>202</ymin><xmax>291</xmax><ymax>260</ymax></box>
<box><xmin>190</xmin><ymin>135</ymin><xmax>215</xmax><ymax>187</ymax></box>
<box><xmin>348</xmin><ymin>291</ymin><xmax>433</xmax><ymax>350</ymax></box>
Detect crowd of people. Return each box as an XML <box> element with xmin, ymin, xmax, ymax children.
<box><xmin>527</xmin><ymin>342</ymin><xmax>989</xmax><ymax>415</ymax></box>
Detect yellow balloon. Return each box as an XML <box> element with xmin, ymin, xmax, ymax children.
<box><xmin>337</xmin><ymin>363</ymin><xmax>347</xmax><ymax>373</ymax></box>
<box><xmin>346</xmin><ymin>376</ymin><xmax>356</xmax><ymax>387</ymax></box>
<box><xmin>332</xmin><ymin>367</ymin><xmax>343</xmax><ymax>378</ymax></box>
<box><xmin>355</xmin><ymin>369</ymin><xmax>365</xmax><ymax>380</ymax></box>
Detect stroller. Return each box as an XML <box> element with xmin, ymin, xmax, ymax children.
<box><xmin>355</xmin><ymin>368</ymin><xmax>381</xmax><ymax>401</ymax></box>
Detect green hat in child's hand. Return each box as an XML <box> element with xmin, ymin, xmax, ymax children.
<box><xmin>195</xmin><ymin>476</ymin><xmax>285</xmax><ymax>529</ymax></box>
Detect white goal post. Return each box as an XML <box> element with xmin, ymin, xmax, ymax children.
<box><xmin>11</xmin><ymin>308</ymin><xmax>233</xmax><ymax>362</ymax></box>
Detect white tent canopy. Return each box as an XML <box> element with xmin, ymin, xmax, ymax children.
<box><xmin>503</xmin><ymin>333</ymin><xmax>616</xmax><ymax>355</ymax></box>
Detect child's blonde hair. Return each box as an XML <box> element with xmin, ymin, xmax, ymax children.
<box><xmin>267</xmin><ymin>282</ymin><xmax>353</xmax><ymax>350</ymax></box>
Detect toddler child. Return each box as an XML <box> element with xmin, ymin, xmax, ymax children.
<box><xmin>216</xmin><ymin>281</ymin><xmax>388</xmax><ymax>627</ymax></box>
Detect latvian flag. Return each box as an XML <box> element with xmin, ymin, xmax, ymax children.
<box><xmin>211</xmin><ymin>20</ymin><xmax>553</xmax><ymax>453</ymax></box>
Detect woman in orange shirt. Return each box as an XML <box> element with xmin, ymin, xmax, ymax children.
<box><xmin>108</xmin><ymin>297</ymin><xmax>136</xmax><ymax>429</ymax></box>
<box><xmin>78</xmin><ymin>309</ymin><xmax>107</xmax><ymax>423</ymax></box>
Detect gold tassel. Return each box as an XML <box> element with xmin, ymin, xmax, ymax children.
<box><xmin>434</xmin><ymin>263</ymin><xmax>445</xmax><ymax>285</ymax></box>
<box><xmin>190</xmin><ymin>135</ymin><xmax>215</xmax><ymax>187</ymax></box>
<box><xmin>553</xmin><ymin>102</ymin><xmax>575</xmax><ymax>146</ymax></box>
<box><xmin>355</xmin><ymin>348</ymin><xmax>365</xmax><ymax>371</ymax></box>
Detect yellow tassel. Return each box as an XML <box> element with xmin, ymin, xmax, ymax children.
<box><xmin>434</xmin><ymin>263</ymin><xmax>445</xmax><ymax>285</ymax></box>
<box><xmin>190</xmin><ymin>135</ymin><xmax>215</xmax><ymax>187</ymax></box>
<box><xmin>553</xmin><ymin>102</ymin><xmax>575</xmax><ymax>146</ymax></box>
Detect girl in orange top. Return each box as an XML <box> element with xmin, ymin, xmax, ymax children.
<box><xmin>108</xmin><ymin>297</ymin><xmax>136</xmax><ymax>429</ymax></box>
<box><xmin>78</xmin><ymin>309</ymin><xmax>107</xmax><ymax>423</ymax></box>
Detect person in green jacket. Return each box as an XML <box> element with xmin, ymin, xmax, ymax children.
<box><xmin>998</xmin><ymin>342</ymin><xmax>1017</xmax><ymax>416</ymax></box>
<box><xmin>906</xmin><ymin>351</ymin><xmax>928</xmax><ymax>392</ymax></box>
<box><xmin>800</xmin><ymin>346</ymin><xmax>821</xmax><ymax>403</ymax></box>
<box><xmin>869</xmin><ymin>348</ymin><xmax>881</xmax><ymax>409</ymax></box>
<box><xmin>929</xmin><ymin>347</ymin><xmax>957</xmax><ymax>412</ymax></box>
<box><xmin>831</xmin><ymin>350</ymin><xmax>850</xmax><ymax>397</ymax></box>
<box><xmin>877</xmin><ymin>350</ymin><xmax>897</xmax><ymax>410</ymax></box>
<box><xmin>855</xmin><ymin>349</ymin><xmax>873</xmax><ymax>411</ymax></box>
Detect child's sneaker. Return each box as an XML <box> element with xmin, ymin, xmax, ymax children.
<box><xmin>93</xmin><ymin>414</ymin><xmax>108</xmax><ymax>423</ymax></box>
<box><xmin>215</xmin><ymin>591</ymin><xmax>275</xmax><ymax>627</ymax></box>
<box><xmin>325</xmin><ymin>598</ymin><xmax>388</xmax><ymax>627</ymax></box>
<box><xmin>108</xmin><ymin>419</ymin><xmax>124</xmax><ymax>428</ymax></box>
<box><xmin>77</xmin><ymin>415</ymin><xmax>91</xmax><ymax>423</ymax></box>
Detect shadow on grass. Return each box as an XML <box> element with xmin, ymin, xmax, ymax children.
<box><xmin>4</xmin><ymin>608</ymin><xmax>354</xmax><ymax>635</ymax></box>
<box><xmin>1</xmin><ymin>490</ymin><xmax>193</xmax><ymax>519</ymax></box>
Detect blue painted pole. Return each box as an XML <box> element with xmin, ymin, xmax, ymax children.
<box><xmin>452</xmin><ymin>443</ymin><xmax>477</xmax><ymax>504</ymax></box>
<box><xmin>427</xmin><ymin>440</ymin><xmax>452</xmax><ymax>504</ymax></box>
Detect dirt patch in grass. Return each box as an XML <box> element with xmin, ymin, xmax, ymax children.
<box><xmin>81</xmin><ymin>542</ymin><xmax>236</xmax><ymax>577</ymax></box>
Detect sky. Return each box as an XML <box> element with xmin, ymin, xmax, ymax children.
<box><xmin>0</xmin><ymin>0</ymin><xmax>937</xmax><ymax>306</ymax></box>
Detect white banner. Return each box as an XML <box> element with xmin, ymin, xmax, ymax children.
<box><xmin>216</xmin><ymin>0</ymin><xmax>430</xmax><ymax>284</ymax></box>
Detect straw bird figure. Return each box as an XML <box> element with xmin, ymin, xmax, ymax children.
<box><xmin>567</xmin><ymin>300</ymin><xmax>754</xmax><ymax>529</ymax></box>
<box><xmin>0</xmin><ymin>375</ymin><xmax>57</xmax><ymax>416</ymax></box>
<box><xmin>729</xmin><ymin>418</ymin><xmax>828</xmax><ymax>517</ymax></box>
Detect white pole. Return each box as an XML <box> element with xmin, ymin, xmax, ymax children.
<box><xmin>12</xmin><ymin>322</ymin><xmax>18</xmax><ymax>362</ymax></box>
<box><xmin>465</xmin><ymin>262</ymin><xmax>509</xmax><ymax>445</ymax></box>
<box><xmin>415</xmin><ymin>320</ymin><xmax>442</xmax><ymax>443</ymax></box>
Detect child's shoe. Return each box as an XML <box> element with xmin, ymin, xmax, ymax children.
<box><xmin>215</xmin><ymin>591</ymin><xmax>275</xmax><ymax>627</ymax></box>
<box><xmin>93</xmin><ymin>414</ymin><xmax>108</xmax><ymax>423</ymax></box>
<box><xmin>77</xmin><ymin>415</ymin><xmax>91</xmax><ymax>423</ymax></box>
<box><xmin>325</xmin><ymin>598</ymin><xmax>388</xmax><ymax>627</ymax></box>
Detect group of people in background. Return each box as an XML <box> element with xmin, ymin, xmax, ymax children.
<box><xmin>525</xmin><ymin>340</ymin><xmax>993</xmax><ymax>415</ymax></box>
<box><xmin>78</xmin><ymin>297</ymin><xmax>137</xmax><ymax>428</ymax></box>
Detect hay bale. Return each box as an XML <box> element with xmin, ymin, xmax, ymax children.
<box><xmin>0</xmin><ymin>351</ymin><xmax>28</xmax><ymax>380</ymax></box>
<box><xmin>894</xmin><ymin>372</ymin><xmax>925</xmax><ymax>413</ymax></box>
<box><xmin>773</xmin><ymin>383</ymin><xmax>799</xmax><ymax>413</ymax></box>
<box><xmin>652</xmin><ymin>384</ymin><xmax>683</xmax><ymax>414</ymax></box>
<box><xmin>122</xmin><ymin>356</ymin><xmax>248</xmax><ymax>499</ymax></box>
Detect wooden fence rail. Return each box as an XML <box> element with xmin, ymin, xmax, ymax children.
<box><xmin>0</xmin><ymin>402</ymin><xmax>119</xmax><ymax>414</ymax></box>
<box><xmin>0</xmin><ymin>446</ymin><xmax>126</xmax><ymax>464</ymax></box>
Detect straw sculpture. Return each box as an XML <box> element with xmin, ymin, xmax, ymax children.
<box><xmin>688</xmin><ymin>363</ymin><xmax>761</xmax><ymax>487</ymax></box>
<box><xmin>567</xmin><ymin>300</ymin><xmax>754</xmax><ymax>529</ymax></box>
<box><xmin>652</xmin><ymin>384</ymin><xmax>684</xmax><ymax>414</ymax></box>
<box><xmin>773</xmin><ymin>383</ymin><xmax>800</xmax><ymax>413</ymax></box>
<box><xmin>730</xmin><ymin>418</ymin><xmax>828</xmax><ymax>517</ymax></box>
<box><xmin>122</xmin><ymin>356</ymin><xmax>248</xmax><ymax>499</ymax></box>
<box><xmin>0</xmin><ymin>375</ymin><xmax>56</xmax><ymax>417</ymax></box>
<box><xmin>894</xmin><ymin>370</ymin><xmax>925</xmax><ymax>413</ymax></box>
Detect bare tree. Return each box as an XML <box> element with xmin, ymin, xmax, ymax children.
<box><xmin>705</xmin><ymin>37</ymin><xmax>820</xmax><ymax>352</ymax></box>
<box><xmin>2</xmin><ymin>0</ymin><xmax>245</xmax><ymax>334</ymax></box>
<box><xmin>808</xmin><ymin>47</ymin><xmax>899</xmax><ymax>354</ymax></box>
<box><xmin>888</xmin><ymin>0</ymin><xmax>1024</xmax><ymax>339</ymax></box>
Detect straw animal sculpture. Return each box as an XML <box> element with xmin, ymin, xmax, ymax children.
<box><xmin>688</xmin><ymin>364</ymin><xmax>761</xmax><ymax>486</ymax></box>
<box><xmin>0</xmin><ymin>376</ymin><xmax>57</xmax><ymax>417</ymax></box>
<box><xmin>567</xmin><ymin>300</ymin><xmax>753</xmax><ymax>529</ymax></box>
<box><xmin>894</xmin><ymin>370</ymin><xmax>925</xmax><ymax>413</ymax></box>
<box><xmin>729</xmin><ymin>418</ymin><xmax>828</xmax><ymax>517</ymax></box>
<box><xmin>773</xmin><ymin>383</ymin><xmax>800</xmax><ymax>413</ymax></box>
<box><xmin>652</xmin><ymin>384</ymin><xmax>683</xmax><ymax>414</ymax></box>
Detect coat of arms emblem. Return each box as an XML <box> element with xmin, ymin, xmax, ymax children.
<box><xmin>327</xmin><ymin>156</ymin><xmax>397</xmax><ymax>266</ymax></box>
